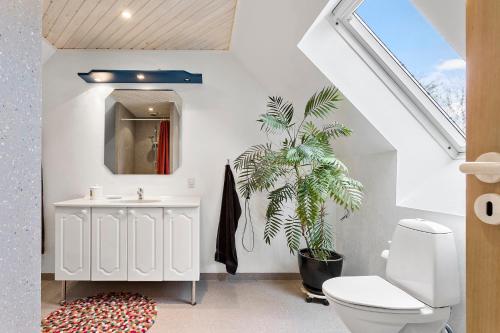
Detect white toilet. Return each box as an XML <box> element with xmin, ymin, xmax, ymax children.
<box><xmin>322</xmin><ymin>219</ymin><xmax>460</xmax><ymax>333</ymax></box>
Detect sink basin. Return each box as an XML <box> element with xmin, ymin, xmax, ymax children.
<box><xmin>118</xmin><ymin>199</ymin><xmax>162</xmax><ymax>204</ymax></box>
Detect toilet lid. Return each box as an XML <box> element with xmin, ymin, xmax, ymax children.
<box><xmin>322</xmin><ymin>276</ymin><xmax>426</xmax><ymax>311</ymax></box>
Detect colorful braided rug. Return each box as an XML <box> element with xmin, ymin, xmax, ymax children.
<box><xmin>41</xmin><ymin>292</ymin><xmax>157</xmax><ymax>333</ymax></box>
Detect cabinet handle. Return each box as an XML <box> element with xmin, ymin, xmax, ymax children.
<box><xmin>129</xmin><ymin>209</ymin><xmax>136</xmax><ymax>216</ymax></box>
<box><xmin>80</xmin><ymin>209</ymin><xmax>88</xmax><ymax>215</ymax></box>
<box><xmin>166</xmin><ymin>209</ymin><xmax>173</xmax><ymax>215</ymax></box>
<box><xmin>118</xmin><ymin>209</ymin><xmax>125</xmax><ymax>215</ymax></box>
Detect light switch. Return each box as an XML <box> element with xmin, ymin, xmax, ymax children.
<box><xmin>474</xmin><ymin>193</ymin><xmax>500</xmax><ymax>225</ymax></box>
<box><xmin>187</xmin><ymin>178</ymin><xmax>196</xmax><ymax>189</ymax></box>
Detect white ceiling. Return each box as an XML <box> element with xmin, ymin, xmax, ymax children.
<box><xmin>43</xmin><ymin>0</ymin><xmax>237</xmax><ymax>50</ymax></box>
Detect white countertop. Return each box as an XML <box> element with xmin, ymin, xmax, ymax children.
<box><xmin>54</xmin><ymin>196</ymin><xmax>201</xmax><ymax>208</ymax></box>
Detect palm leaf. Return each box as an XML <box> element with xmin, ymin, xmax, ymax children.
<box><xmin>234</xmin><ymin>144</ymin><xmax>271</xmax><ymax>172</ymax></box>
<box><xmin>329</xmin><ymin>174</ymin><xmax>363</xmax><ymax>210</ymax></box>
<box><xmin>258</xmin><ymin>96</ymin><xmax>295</xmax><ymax>133</ymax></box>
<box><xmin>264</xmin><ymin>184</ymin><xmax>295</xmax><ymax>244</ymax></box>
<box><xmin>267</xmin><ymin>96</ymin><xmax>294</xmax><ymax>125</ymax></box>
<box><xmin>284</xmin><ymin>216</ymin><xmax>302</xmax><ymax>254</ymax></box>
<box><xmin>308</xmin><ymin>206</ymin><xmax>334</xmax><ymax>260</ymax></box>
<box><xmin>264</xmin><ymin>216</ymin><xmax>282</xmax><ymax>245</ymax></box>
<box><xmin>304</xmin><ymin>86</ymin><xmax>341</xmax><ymax>119</ymax></box>
<box><xmin>322</xmin><ymin>122</ymin><xmax>352</xmax><ymax>139</ymax></box>
<box><xmin>296</xmin><ymin>176</ymin><xmax>322</xmax><ymax>228</ymax></box>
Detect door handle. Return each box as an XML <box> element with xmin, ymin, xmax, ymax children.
<box><xmin>459</xmin><ymin>152</ymin><xmax>500</xmax><ymax>183</ymax></box>
<box><xmin>460</xmin><ymin>152</ymin><xmax>500</xmax><ymax>225</ymax></box>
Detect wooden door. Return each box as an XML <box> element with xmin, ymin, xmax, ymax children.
<box><xmin>55</xmin><ymin>207</ymin><xmax>91</xmax><ymax>280</ymax></box>
<box><xmin>128</xmin><ymin>208</ymin><xmax>163</xmax><ymax>281</ymax></box>
<box><xmin>91</xmin><ymin>208</ymin><xmax>127</xmax><ymax>280</ymax></box>
<box><xmin>467</xmin><ymin>1</ymin><xmax>500</xmax><ymax>331</ymax></box>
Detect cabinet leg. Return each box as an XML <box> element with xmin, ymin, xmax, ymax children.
<box><xmin>191</xmin><ymin>281</ymin><xmax>196</xmax><ymax>306</ymax></box>
<box><xmin>60</xmin><ymin>280</ymin><xmax>66</xmax><ymax>305</ymax></box>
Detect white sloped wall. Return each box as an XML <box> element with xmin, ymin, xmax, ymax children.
<box><xmin>411</xmin><ymin>0</ymin><xmax>465</xmax><ymax>58</ymax></box>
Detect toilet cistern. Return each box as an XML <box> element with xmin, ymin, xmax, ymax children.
<box><xmin>137</xmin><ymin>187</ymin><xmax>144</xmax><ymax>200</ymax></box>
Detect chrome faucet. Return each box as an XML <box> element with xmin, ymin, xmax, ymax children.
<box><xmin>137</xmin><ymin>187</ymin><xmax>144</xmax><ymax>200</ymax></box>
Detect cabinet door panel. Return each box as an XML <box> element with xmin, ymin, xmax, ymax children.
<box><xmin>55</xmin><ymin>207</ymin><xmax>91</xmax><ymax>280</ymax></box>
<box><xmin>128</xmin><ymin>208</ymin><xmax>163</xmax><ymax>280</ymax></box>
<box><xmin>92</xmin><ymin>208</ymin><xmax>127</xmax><ymax>280</ymax></box>
<box><xmin>164</xmin><ymin>208</ymin><xmax>200</xmax><ymax>281</ymax></box>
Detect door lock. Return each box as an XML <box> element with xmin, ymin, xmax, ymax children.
<box><xmin>474</xmin><ymin>193</ymin><xmax>500</xmax><ymax>225</ymax></box>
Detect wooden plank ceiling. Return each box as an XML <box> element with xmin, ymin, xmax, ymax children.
<box><xmin>43</xmin><ymin>0</ymin><xmax>237</xmax><ymax>50</ymax></box>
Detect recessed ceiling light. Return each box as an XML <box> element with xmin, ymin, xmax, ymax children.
<box><xmin>121</xmin><ymin>10</ymin><xmax>132</xmax><ymax>19</ymax></box>
<box><xmin>148</xmin><ymin>107</ymin><xmax>154</xmax><ymax>111</ymax></box>
<box><xmin>94</xmin><ymin>78</ymin><xmax>102</xmax><ymax>82</ymax></box>
<box><xmin>137</xmin><ymin>73</ymin><xmax>145</xmax><ymax>80</ymax></box>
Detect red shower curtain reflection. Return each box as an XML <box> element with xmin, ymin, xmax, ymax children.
<box><xmin>156</xmin><ymin>121</ymin><xmax>170</xmax><ymax>174</ymax></box>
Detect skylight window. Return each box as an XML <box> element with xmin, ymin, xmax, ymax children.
<box><xmin>331</xmin><ymin>0</ymin><xmax>466</xmax><ymax>155</ymax></box>
<box><xmin>355</xmin><ymin>0</ymin><xmax>466</xmax><ymax>136</ymax></box>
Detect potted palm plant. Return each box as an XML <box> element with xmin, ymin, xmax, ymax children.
<box><xmin>234</xmin><ymin>86</ymin><xmax>363</xmax><ymax>296</ymax></box>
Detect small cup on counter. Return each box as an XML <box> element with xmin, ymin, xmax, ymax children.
<box><xmin>89</xmin><ymin>185</ymin><xmax>103</xmax><ymax>200</ymax></box>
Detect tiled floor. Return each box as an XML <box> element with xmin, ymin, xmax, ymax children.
<box><xmin>42</xmin><ymin>279</ymin><xmax>349</xmax><ymax>333</ymax></box>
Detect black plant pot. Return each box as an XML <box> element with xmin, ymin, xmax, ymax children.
<box><xmin>298</xmin><ymin>248</ymin><xmax>344</xmax><ymax>295</ymax></box>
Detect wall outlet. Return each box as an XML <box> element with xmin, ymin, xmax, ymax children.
<box><xmin>187</xmin><ymin>178</ymin><xmax>196</xmax><ymax>189</ymax></box>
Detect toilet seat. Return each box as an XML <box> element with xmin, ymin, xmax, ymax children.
<box><xmin>322</xmin><ymin>276</ymin><xmax>426</xmax><ymax>313</ymax></box>
<box><xmin>329</xmin><ymin>298</ymin><xmax>430</xmax><ymax>315</ymax></box>
<box><xmin>323</xmin><ymin>276</ymin><xmax>451</xmax><ymax>333</ymax></box>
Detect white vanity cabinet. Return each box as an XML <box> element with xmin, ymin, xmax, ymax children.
<box><xmin>91</xmin><ymin>208</ymin><xmax>127</xmax><ymax>281</ymax></box>
<box><xmin>55</xmin><ymin>207</ymin><xmax>91</xmax><ymax>281</ymax></box>
<box><xmin>54</xmin><ymin>197</ymin><xmax>201</xmax><ymax>304</ymax></box>
<box><xmin>127</xmin><ymin>208</ymin><xmax>163</xmax><ymax>281</ymax></box>
<box><xmin>164</xmin><ymin>208</ymin><xmax>200</xmax><ymax>281</ymax></box>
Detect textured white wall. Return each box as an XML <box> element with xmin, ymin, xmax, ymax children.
<box><xmin>42</xmin><ymin>50</ymin><xmax>299</xmax><ymax>274</ymax></box>
<box><xmin>0</xmin><ymin>1</ymin><xmax>41</xmax><ymax>331</ymax></box>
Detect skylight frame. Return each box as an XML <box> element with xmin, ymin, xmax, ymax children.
<box><xmin>330</xmin><ymin>0</ymin><xmax>466</xmax><ymax>157</ymax></box>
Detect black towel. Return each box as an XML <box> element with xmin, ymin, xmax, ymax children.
<box><xmin>214</xmin><ymin>165</ymin><xmax>242</xmax><ymax>275</ymax></box>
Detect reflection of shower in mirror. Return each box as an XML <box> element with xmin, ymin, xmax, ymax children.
<box><xmin>104</xmin><ymin>89</ymin><xmax>182</xmax><ymax>175</ymax></box>
<box><xmin>150</xmin><ymin>126</ymin><xmax>159</xmax><ymax>169</ymax></box>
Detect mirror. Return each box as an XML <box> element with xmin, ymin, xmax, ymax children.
<box><xmin>104</xmin><ymin>89</ymin><xmax>181</xmax><ymax>174</ymax></box>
